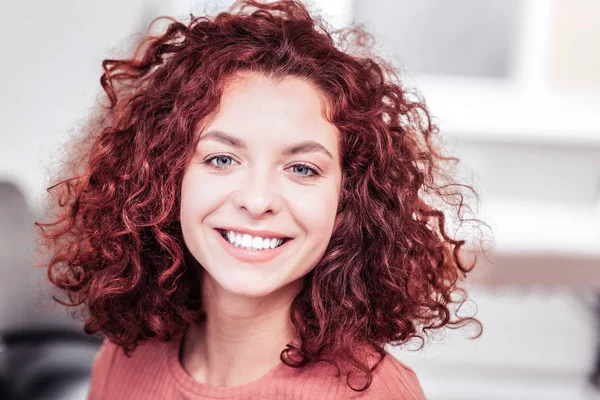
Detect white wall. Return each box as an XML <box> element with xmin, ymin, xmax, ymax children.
<box><xmin>0</xmin><ymin>0</ymin><xmax>179</xmax><ymax>211</ymax></box>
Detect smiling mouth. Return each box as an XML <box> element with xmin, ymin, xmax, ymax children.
<box><xmin>215</xmin><ymin>229</ymin><xmax>293</xmax><ymax>250</ymax></box>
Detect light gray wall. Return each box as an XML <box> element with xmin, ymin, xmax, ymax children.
<box><xmin>0</xmin><ymin>0</ymin><xmax>178</xmax><ymax>213</ymax></box>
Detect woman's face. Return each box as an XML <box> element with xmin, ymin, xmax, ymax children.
<box><xmin>180</xmin><ymin>72</ymin><xmax>342</xmax><ymax>299</ymax></box>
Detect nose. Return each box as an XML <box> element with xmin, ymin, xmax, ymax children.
<box><xmin>230</xmin><ymin>166</ymin><xmax>282</xmax><ymax>218</ymax></box>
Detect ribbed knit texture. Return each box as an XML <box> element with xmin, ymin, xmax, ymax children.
<box><xmin>87</xmin><ymin>337</ymin><xmax>427</xmax><ymax>399</ymax></box>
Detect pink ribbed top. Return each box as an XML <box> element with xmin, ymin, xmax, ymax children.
<box><xmin>87</xmin><ymin>337</ymin><xmax>427</xmax><ymax>399</ymax></box>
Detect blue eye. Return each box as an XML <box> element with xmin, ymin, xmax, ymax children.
<box><xmin>205</xmin><ymin>155</ymin><xmax>236</xmax><ymax>168</ymax></box>
<box><xmin>291</xmin><ymin>164</ymin><xmax>318</xmax><ymax>177</ymax></box>
<box><xmin>213</xmin><ymin>156</ymin><xmax>232</xmax><ymax>167</ymax></box>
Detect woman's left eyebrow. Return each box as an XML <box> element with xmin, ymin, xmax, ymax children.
<box><xmin>198</xmin><ymin>129</ymin><xmax>333</xmax><ymax>160</ymax></box>
<box><xmin>282</xmin><ymin>141</ymin><xmax>333</xmax><ymax>160</ymax></box>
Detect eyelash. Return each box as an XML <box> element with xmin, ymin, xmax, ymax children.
<box><xmin>203</xmin><ymin>154</ymin><xmax>321</xmax><ymax>179</ymax></box>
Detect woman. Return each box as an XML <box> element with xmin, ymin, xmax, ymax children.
<box><xmin>35</xmin><ymin>0</ymin><xmax>483</xmax><ymax>398</ymax></box>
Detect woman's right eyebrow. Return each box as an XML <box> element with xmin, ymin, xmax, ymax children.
<box><xmin>198</xmin><ymin>130</ymin><xmax>247</xmax><ymax>149</ymax></box>
<box><xmin>198</xmin><ymin>129</ymin><xmax>333</xmax><ymax>160</ymax></box>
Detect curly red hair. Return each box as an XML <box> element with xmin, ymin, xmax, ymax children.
<box><xmin>35</xmin><ymin>0</ymin><xmax>484</xmax><ymax>391</ymax></box>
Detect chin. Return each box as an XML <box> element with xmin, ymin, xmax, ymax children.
<box><xmin>206</xmin><ymin>266</ymin><xmax>302</xmax><ymax>300</ymax></box>
<box><xmin>206</xmin><ymin>267</ymin><xmax>275</xmax><ymax>297</ymax></box>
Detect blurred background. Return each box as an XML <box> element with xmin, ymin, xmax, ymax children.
<box><xmin>0</xmin><ymin>0</ymin><xmax>599</xmax><ymax>399</ymax></box>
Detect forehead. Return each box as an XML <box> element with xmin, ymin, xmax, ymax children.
<box><xmin>220</xmin><ymin>71</ymin><xmax>330</xmax><ymax>119</ymax></box>
<box><xmin>202</xmin><ymin>72</ymin><xmax>339</xmax><ymax>159</ymax></box>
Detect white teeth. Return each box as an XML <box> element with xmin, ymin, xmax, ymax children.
<box><xmin>223</xmin><ymin>230</ymin><xmax>285</xmax><ymax>250</ymax></box>
<box><xmin>241</xmin><ymin>234</ymin><xmax>252</xmax><ymax>248</ymax></box>
<box><xmin>261</xmin><ymin>239</ymin><xmax>270</xmax><ymax>250</ymax></box>
<box><xmin>251</xmin><ymin>236</ymin><xmax>263</xmax><ymax>250</ymax></box>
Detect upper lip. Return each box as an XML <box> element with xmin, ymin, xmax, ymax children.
<box><xmin>216</xmin><ymin>226</ymin><xmax>292</xmax><ymax>239</ymax></box>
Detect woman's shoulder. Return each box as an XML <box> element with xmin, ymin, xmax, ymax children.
<box><xmin>286</xmin><ymin>349</ymin><xmax>427</xmax><ymax>400</ymax></box>
<box><xmin>87</xmin><ymin>337</ymin><xmax>175</xmax><ymax>399</ymax></box>
<box><xmin>93</xmin><ymin>336</ymin><xmax>172</xmax><ymax>368</ymax></box>
<box><xmin>367</xmin><ymin>352</ymin><xmax>427</xmax><ymax>399</ymax></box>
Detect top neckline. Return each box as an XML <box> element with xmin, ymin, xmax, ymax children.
<box><xmin>166</xmin><ymin>335</ymin><xmax>290</xmax><ymax>398</ymax></box>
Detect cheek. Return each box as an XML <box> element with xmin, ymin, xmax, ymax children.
<box><xmin>180</xmin><ymin>168</ymin><xmax>219</xmax><ymax>226</ymax></box>
<box><xmin>290</xmin><ymin>185</ymin><xmax>339</xmax><ymax>236</ymax></box>
<box><xmin>180</xmin><ymin>171</ymin><xmax>200</xmax><ymax>221</ymax></box>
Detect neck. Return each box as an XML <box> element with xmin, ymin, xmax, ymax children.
<box><xmin>180</xmin><ymin>271</ymin><xmax>301</xmax><ymax>387</ymax></box>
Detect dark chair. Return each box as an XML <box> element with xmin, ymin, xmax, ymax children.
<box><xmin>0</xmin><ymin>181</ymin><xmax>102</xmax><ymax>400</ymax></box>
<box><xmin>590</xmin><ymin>294</ymin><xmax>600</xmax><ymax>389</ymax></box>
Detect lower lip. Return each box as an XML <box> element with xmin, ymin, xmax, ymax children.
<box><xmin>214</xmin><ymin>229</ymin><xmax>293</xmax><ymax>263</ymax></box>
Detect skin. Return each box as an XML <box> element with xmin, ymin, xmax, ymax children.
<box><xmin>179</xmin><ymin>71</ymin><xmax>342</xmax><ymax>387</ymax></box>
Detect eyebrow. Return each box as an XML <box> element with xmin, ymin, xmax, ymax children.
<box><xmin>197</xmin><ymin>129</ymin><xmax>334</xmax><ymax>160</ymax></box>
